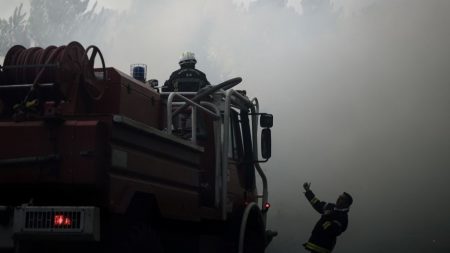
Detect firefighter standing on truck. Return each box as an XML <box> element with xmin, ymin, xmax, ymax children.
<box><xmin>302</xmin><ymin>182</ymin><xmax>353</xmax><ymax>253</ymax></box>
<box><xmin>162</xmin><ymin>51</ymin><xmax>211</xmax><ymax>137</ymax></box>
<box><xmin>162</xmin><ymin>51</ymin><xmax>210</xmax><ymax>92</ymax></box>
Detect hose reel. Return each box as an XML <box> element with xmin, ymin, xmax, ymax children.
<box><xmin>0</xmin><ymin>41</ymin><xmax>107</xmax><ymax>117</ymax></box>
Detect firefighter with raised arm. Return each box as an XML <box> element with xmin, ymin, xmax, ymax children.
<box><xmin>302</xmin><ymin>182</ymin><xmax>353</xmax><ymax>253</ymax></box>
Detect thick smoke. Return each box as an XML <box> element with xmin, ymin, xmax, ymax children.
<box><xmin>2</xmin><ymin>0</ymin><xmax>450</xmax><ymax>252</ymax></box>
<box><xmin>95</xmin><ymin>1</ymin><xmax>450</xmax><ymax>251</ymax></box>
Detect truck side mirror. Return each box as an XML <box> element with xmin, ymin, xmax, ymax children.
<box><xmin>261</xmin><ymin>128</ymin><xmax>271</xmax><ymax>160</ymax></box>
<box><xmin>260</xmin><ymin>113</ymin><xmax>273</xmax><ymax>128</ymax></box>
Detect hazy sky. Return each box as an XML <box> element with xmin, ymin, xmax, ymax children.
<box><xmin>2</xmin><ymin>0</ymin><xmax>450</xmax><ymax>252</ymax></box>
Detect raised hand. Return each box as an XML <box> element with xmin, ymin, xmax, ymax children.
<box><xmin>303</xmin><ymin>182</ymin><xmax>311</xmax><ymax>192</ymax></box>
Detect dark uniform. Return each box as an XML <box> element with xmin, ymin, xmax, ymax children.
<box><xmin>162</xmin><ymin>64</ymin><xmax>210</xmax><ymax>92</ymax></box>
<box><xmin>303</xmin><ymin>190</ymin><xmax>349</xmax><ymax>253</ymax></box>
<box><xmin>162</xmin><ymin>55</ymin><xmax>210</xmax><ymax>136</ymax></box>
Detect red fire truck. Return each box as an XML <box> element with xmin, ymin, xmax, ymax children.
<box><xmin>0</xmin><ymin>42</ymin><xmax>276</xmax><ymax>253</ymax></box>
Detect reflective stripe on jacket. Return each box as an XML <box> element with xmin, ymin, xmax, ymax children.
<box><xmin>303</xmin><ymin>242</ymin><xmax>331</xmax><ymax>253</ymax></box>
<box><xmin>304</xmin><ymin>190</ymin><xmax>349</xmax><ymax>252</ymax></box>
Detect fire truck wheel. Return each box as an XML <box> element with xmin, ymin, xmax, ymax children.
<box><xmin>119</xmin><ymin>193</ymin><xmax>163</xmax><ymax>253</ymax></box>
<box><xmin>122</xmin><ymin>224</ymin><xmax>163</xmax><ymax>253</ymax></box>
<box><xmin>243</xmin><ymin>227</ymin><xmax>265</xmax><ymax>253</ymax></box>
<box><xmin>105</xmin><ymin>215</ymin><xmax>163</xmax><ymax>253</ymax></box>
<box><xmin>237</xmin><ymin>203</ymin><xmax>266</xmax><ymax>253</ymax></box>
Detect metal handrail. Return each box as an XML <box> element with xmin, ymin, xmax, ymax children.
<box><xmin>165</xmin><ymin>92</ymin><xmax>223</xmax><ymax>208</ymax></box>
<box><xmin>251</xmin><ymin>97</ymin><xmax>269</xmax><ymax>226</ymax></box>
<box><xmin>1</xmin><ymin>63</ymin><xmax>59</xmax><ymax>70</ymax></box>
<box><xmin>200</xmin><ymin>101</ymin><xmax>222</xmax><ymax>208</ymax></box>
<box><xmin>166</xmin><ymin>92</ymin><xmax>220</xmax><ymax>145</ymax></box>
<box><xmin>222</xmin><ymin>89</ymin><xmax>256</xmax><ymax>219</ymax></box>
<box><xmin>165</xmin><ymin>90</ymin><xmax>268</xmax><ymax>223</ymax></box>
<box><xmin>0</xmin><ymin>83</ymin><xmax>55</xmax><ymax>90</ymax></box>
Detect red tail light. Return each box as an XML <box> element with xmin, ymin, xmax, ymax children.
<box><xmin>54</xmin><ymin>214</ymin><xmax>72</xmax><ymax>226</ymax></box>
<box><xmin>264</xmin><ymin>202</ymin><xmax>271</xmax><ymax>209</ymax></box>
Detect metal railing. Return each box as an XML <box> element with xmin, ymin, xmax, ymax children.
<box><xmin>251</xmin><ymin>97</ymin><xmax>269</xmax><ymax>225</ymax></box>
<box><xmin>165</xmin><ymin>92</ymin><xmax>220</xmax><ymax>145</ymax></box>
<box><xmin>222</xmin><ymin>90</ymin><xmax>268</xmax><ymax>221</ymax></box>
<box><xmin>163</xmin><ymin>89</ymin><xmax>268</xmax><ymax>221</ymax></box>
<box><xmin>163</xmin><ymin>92</ymin><xmax>223</xmax><ymax>209</ymax></box>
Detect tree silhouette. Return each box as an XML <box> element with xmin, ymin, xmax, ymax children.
<box><xmin>0</xmin><ymin>4</ymin><xmax>30</xmax><ymax>56</ymax></box>
<box><xmin>0</xmin><ymin>0</ymin><xmax>114</xmax><ymax>57</ymax></box>
<box><xmin>28</xmin><ymin>0</ymin><xmax>103</xmax><ymax>46</ymax></box>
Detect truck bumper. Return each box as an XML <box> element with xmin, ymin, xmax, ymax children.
<box><xmin>0</xmin><ymin>205</ymin><xmax>100</xmax><ymax>249</ymax></box>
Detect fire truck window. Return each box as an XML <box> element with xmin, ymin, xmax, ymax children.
<box><xmin>239</xmin><ymin>109</ymin><xmax>253</xmax><ymax>163</ymax></box>
<box><xmin>228</xmin><ymin>109</ymin><xmax>244</xmax><ymax>160</ymax></box>
<box><xmin>239</xmin><ymin>109</ymin><xmax>255</xmax><ymax>190</ymax></box>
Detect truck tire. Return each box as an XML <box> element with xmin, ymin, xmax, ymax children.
<box><xmin>238</xmin><ymin>203</ymin><xmax>266</xmax><ymax>253</ymax></box>
<box><xmin>243</xmin><ymin>227</ymin><xmax>265</xmax><ymax>253</ymax></box>
<box><xmin>116</xmin><ymin>193</ymin><xmax>163</xmax><ymax>253</ymax></box>
<box><xmin>123</xmin><ymin>221</ymin><xmax>163</xmax><ymax>253</ymax></box>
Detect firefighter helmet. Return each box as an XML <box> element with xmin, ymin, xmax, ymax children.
<box><xmin>179</xmin><ymin>51</ymin><xmax>197</xmax><ymax>66</ymax></box>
